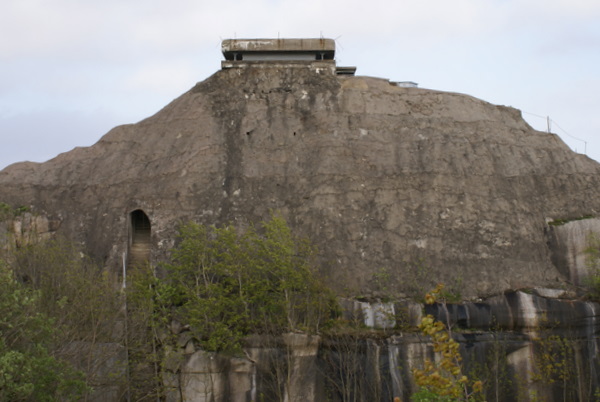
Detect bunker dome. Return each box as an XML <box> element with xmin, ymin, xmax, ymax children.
<box><xmin>2</xmin><ymin>38</ymin><xmax>600</xmax><ymax>298</ymax></box>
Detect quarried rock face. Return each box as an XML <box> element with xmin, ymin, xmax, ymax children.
<box><xmin>547</xmin><ymin>217</ymin><xmax>600</xmax><ymax>285</ymax></box>
<box><xmin>0</xmin><ymin>212</ymin><xmax>59</xmax><ymax>253</ymax></box>
<box><xmin>160</xmin><ymin>293</ymin><xmax>600</xmax><ymax>402</ymax></box>
<box><xmin>2</xmin><ymin>64</ymin><xmax>600</xmax><ymax>297</ymax></box>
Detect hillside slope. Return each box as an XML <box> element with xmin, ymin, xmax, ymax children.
<box><xmin>2</xmin><ymin>66</ymin><xmax>600</xmax><ymax>297</ymax></box>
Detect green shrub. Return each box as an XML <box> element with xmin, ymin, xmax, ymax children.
<box><xmin>142</xmin><ymin>212</ymin><xmax>337</xmax><ymax>354</ymax></box>
<box><xmin>0</xmin><ymin>261</ymin><xmax>88</xmax><ymax>401</ymax></box>
<box><xmin>412</xmin><ymin>284</ymin><xmax>483</xmax><ymax>401</ymax></box>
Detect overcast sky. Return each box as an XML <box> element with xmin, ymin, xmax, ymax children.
<box><xmin>1</xmin><ymin>0</ymin><xmax>599</xmax><ymax>170</ymax></box>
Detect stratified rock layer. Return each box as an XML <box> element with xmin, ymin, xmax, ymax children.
<box><xmin>2</xmin><ymin>66</ymin><xmax>600</xmax><ymax>297</ymax></box>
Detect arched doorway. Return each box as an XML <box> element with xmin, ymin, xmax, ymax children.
<box><xmin>129</xmin><ymin>209</ymin><xmax>151</xmax><ymax>268</ymax></box>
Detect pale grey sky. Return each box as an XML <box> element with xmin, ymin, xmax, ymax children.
<box><xmin>1</xmin><ymin>0</ymin><xmax>599</xmax><ymax>169</ymax></box>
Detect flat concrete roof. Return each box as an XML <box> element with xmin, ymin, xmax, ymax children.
<box><xmin>222</xmin><ymin>38</ymin><xmax>335</xmax><ymax>57</ymax></box>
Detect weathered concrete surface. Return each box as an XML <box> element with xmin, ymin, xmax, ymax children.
<box><xmin>548</xmin><ymin>218</ymin><xmax>600</xmax><ymax>285</ymax></box>
<box><xmin>221</xmin><ymin>38</ymin><xmax>335</xmax><ymax>59</ymax></box>
<box><xmin>180</xmin><ymin>350</ymin><xmax>229</xmax><ymax>402</ymax></box>
<box><xmin>162</xmin><ymin>294</ymin><xmax>599</xmax><ymax>402</ymax></box>
<box><xmin>2</xmin><ymin>66</ymin><xmax>600</xmax><ymax>297</ymax></box>
<box><xmin>0</xmin><ymin>213</ymin><xmax>59</xmax><ymax>253</ymax></box>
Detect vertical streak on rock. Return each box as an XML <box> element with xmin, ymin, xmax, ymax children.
<box><xmin>209</xmin><ymin>78</ymin><xmax>246</xmax><ymax>221</ymax></box>
<box><xmin>388</xmin><ymin>345</ymin><xmax>404</xmax><ymax>401</ymax></box>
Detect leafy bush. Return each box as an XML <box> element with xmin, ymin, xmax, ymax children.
<box><xmin>140</xmin><ymin>213</ymin><xmax>337</xmax><ymax>354</ymax></box>
<box><xmin>411</xmin><ymin>388</ymin><xmax>462</xmax><ymax>402</ymax></box>
<box><xmin>412</xmin><ymin>284</ymin><xmax>483</xmax><ymax>401</ymax></box>
<box><xmin>0</xmin><ymin>261</ymin><xmax>87</xmax><ymax>401</ymax></box>
<box><xmin>9</xmin><ymin>238</ymin><xmax>126</xmax><ymax>399</ymax></box>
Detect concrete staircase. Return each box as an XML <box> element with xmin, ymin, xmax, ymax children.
<box><xmin>128</xmin><ymin>230</ymin><xmax>150</xmax><ymax>269</ymax></box>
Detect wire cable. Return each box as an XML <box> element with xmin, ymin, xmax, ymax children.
<box><xmin>522</xmin><ymin>111</ymin><xmax>587</xmax><ymax>155</ymax></box>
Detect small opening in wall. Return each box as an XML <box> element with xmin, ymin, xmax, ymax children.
<box><xmin>129</xmin><ymin>209</ymin><xmax>151</xmax><ymax>268</ymax></box>
<box><xmin>131</xmin><ymin>210</ymin><xmax>151</xmax><ymax>240</ymax></box>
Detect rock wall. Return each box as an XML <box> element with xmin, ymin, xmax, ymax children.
<box><xmin>2</xmin><ymin>66</ymin><xmax>600</xmax><ymax>298</ymax></box>
<box><xmin>1</xmin><ymin>209</ymin><xmax>597</xmax><ymax>400</ymax></box>
<box><xmin>0</xmin><ymin>212</ymin><xmax>60</xmax><ymax>256</ymax></box>
<box><xmin>159</xmin><ymin>292</ymin><xmax>599</xmax><ymax>402</ymax></box>
<box><xmin>548</xmin><ymin>218</ymin><xmax>600</xmax><ymax>285</ymax></box>
<box><xmin>2</xmin><ymin>57</ymin><xmax>600</xmax><ymax>400</ymax></box>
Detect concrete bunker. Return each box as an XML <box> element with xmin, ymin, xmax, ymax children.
<box><xmin>220</xmin><ymin>38</ymin><xmax>356</xmax><ymax>76</ymax></box>
<box><xmin>221</xmin><ymin>38</ymin><xmax>335</xmax><ymax>62</ymax></box>
<box><xmin>128</xmin><ymin>209</ymin><xmax>151</xmax><ymax>268</ymax></box>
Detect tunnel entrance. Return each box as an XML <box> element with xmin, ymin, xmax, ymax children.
<box><xmin>129</xmin><ymin>209</ymin><xmax>151</xmax><ymax>268</ymax></box>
